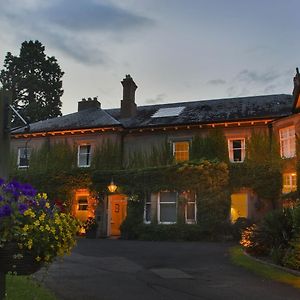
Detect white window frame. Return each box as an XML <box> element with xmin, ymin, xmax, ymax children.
<box><xmin>17</xmin><ymin>147</ymin><xmax>31</xmax><ymax>169</ymax></box>
<box><xmin>279</xmin><ymin>126</ymin><xmax>296</xmax><ymax>159</ymax></box>
<box><xmin>172</xmin><ymin>141</ymin><xmax>190</xmax><ymax>162</ymax></box>
<box><xmin>282</xmin><ymin>173</ymin><xmax>297</xmax><ymax>194</ymax></box>
<box><xmin>228</xmin><ymin>138</ymin><xmax>246</xmax><ymax>163</ymax></box>
<box><xmin>157</xmin><ymin>191</ymin><xmax>177</xmax><ymax>224</ymax></box>
<box><xmin>77</xmin><ymin>196</ymin><xmax>89</xmax><ymax>211</ymax></box>
<box><xmin>144</xmin><ymin>197</ymin><xmax>151</xmax><ymax>224</ymax></box>
<box><xmin>77</xmin><ymin>144</ymin><xmax>92</xmax><ymax>167</ymax></box>
<box><xmin>184</xmin><ymin>193</ymin><xmax>197</xmax><ymax>224</ymax></box>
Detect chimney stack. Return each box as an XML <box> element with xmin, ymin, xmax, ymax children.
<box><xmin>120</xmin><ymin>74</ymin><xmax>137</xmax><ymax>118</ymax></box>
<box><xmin>78</xmin><ymin>97</ymin><xmax>101</xmax><ymax>112</ymax></box>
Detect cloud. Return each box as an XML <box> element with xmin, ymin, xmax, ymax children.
<box><xmin>236</xmin><ymin>69</ymin><xmax>280</xmax><ymax>84</ymax></box>
<box><xmin>0</xmin><ymin>0</ymin><xmax>153</xmax><ymax>65</ymax></box>
<box><xmin>145</xmin><ymin>93</ymin><xmax>167</xmax><ymax>104</ymax></box>
<box><xmin>207</xmin><ymin>79</ymin><xmax>226</xmax><ymax>85</ymax></box>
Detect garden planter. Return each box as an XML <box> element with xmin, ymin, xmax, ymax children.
<box><xmin>0</xmin><ymin>243</ymin><xmax>42</xmax><ymax>275</ymax></box>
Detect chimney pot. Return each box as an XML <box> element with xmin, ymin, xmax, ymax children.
<box><xmin>78</xmin><ymin>97</ymin><xmax>101</xmax><ymax>111</ymax></box>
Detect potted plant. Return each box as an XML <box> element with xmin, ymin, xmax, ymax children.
<box><xmin>0</xmin><ymin>179</ymin><xmax>79</xmax><ymax>275</ymax></box>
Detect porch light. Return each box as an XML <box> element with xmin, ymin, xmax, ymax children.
<box><xmin>108</xmin><ymin>179</ymin><xmax>117</xmax><ymax>193</ymax></box>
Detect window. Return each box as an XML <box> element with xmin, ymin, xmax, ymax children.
<box><xmin>173</xmin><ymin>141</ymin><xmax>189</xmax><ymax>162</ymax></box>
<box><xmin>158</xmin><ymin>191</ymin><xmax>177</xmax><ymax>224</ymax></box>
<box><xmin>144</xmin><ymin>196</ymin><xmax>151</xmax><ymax>224</ymax></box>
<box><xmin>184</xmin><ymin>192</ymin><xmax>197</xmax><ymax>224</ymax></box>
<box><xmin>279</xmin><ymin>126</ymin><xmax>296</xmax><ymax>158</ymax></box>
<box><xmin>18</xmin><ymin>147</ymin><xmax>31</xmax><ymax>168</ymax></box>
<box><xmin>228</xmin><ymin>138</ymin><xmax>245</xmax><ymax>163</ymax></box>
<box><xmin>152</xmin><ymin>106</ymin><xmax>185</xmax><ymax>118</ymax></box>
<box><xmin>78</xmin><ymin>197</ymin><xmax>88</xmax><ymax>211</ymax></box>
<box><xmin>78</xmin><ymin>145</ymin><xmax>91</xmax><ymax>167</ymax></box>
<box><xmin>282</xmin><ymin>173</ymin><xmax>297</xmax><ymax>194</ymax></box>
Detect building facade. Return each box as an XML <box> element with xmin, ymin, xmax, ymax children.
<box><xmin>10</xmin><ymin>72</ymin><xmax>300</xmax><ymax>236</ymax></box>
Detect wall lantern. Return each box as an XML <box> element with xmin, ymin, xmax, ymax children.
<box><xmin>107</xmin><ymin>179</ymin><xmax>117</xmax><ymax>193</ymax></box>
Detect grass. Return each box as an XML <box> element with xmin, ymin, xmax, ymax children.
<box><xmin>5</xmin><ymin>274</ymin><xmax>56</xmax><ymax>300</ymax></box>
<box><xmin>229</xmin><ymin>246</ymin><xmax>300</xmax><ymax>289</ymax></box>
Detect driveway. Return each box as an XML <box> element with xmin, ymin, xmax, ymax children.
<box><xmin>36</xmin><ymin>239</ymin><xmax>300</xmax><ymax>300</ymax></box>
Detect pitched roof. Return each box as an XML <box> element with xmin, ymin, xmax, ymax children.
<box><xmin>12</xmin><ymin>94</ymin><xmax>294</xmax><ymax>134</ymax></box>
<box><xmin>107</xmin><ymin>94</ymin><xmax>294</xmax><ymax>129</ymax></box>
<box><xmin>12</xmin><ymin>107</ymin><xmax>120</xmax><ymax>134</ymax></box>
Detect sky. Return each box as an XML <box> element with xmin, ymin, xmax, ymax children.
<box><xmin>0</xmin><ymin>0</ymin><xmax>300</xmax><ymax>115</ymax></box>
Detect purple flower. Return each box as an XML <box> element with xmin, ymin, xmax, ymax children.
<box><xmin>0</xmin><ymin>178</ymin><xmax>4</xmax><ymax>186</ymax></box>
<box><xmin>0</xmin><ymin>204</ymin><xmax>12</xmax><ymax>217</ymax></box>
<box><xmin>0</xmin><ymin>195</ymin><xmax>3</xmax><ymax>202</ymax></box>
<box><xmin>18</xmin><ymin>203</ymin><xmax>28</xmax><ymax>214</ymax></box>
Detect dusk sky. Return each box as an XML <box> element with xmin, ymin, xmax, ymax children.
<box><xmin>0</xmin><ymin>0</ymin><xmax>299</xmax><ymax>114</ymax></box>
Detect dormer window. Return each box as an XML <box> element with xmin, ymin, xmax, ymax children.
<box><xmin>228</xmin><ymin>138</ymin><xmax>245</xmax><ymax>163</ymax></box>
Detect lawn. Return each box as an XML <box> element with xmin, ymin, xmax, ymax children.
<box><xmin>230</xmin><ymin>246</ymin><xmax>300</xmax><ymax>289</ymax></box>
<box><xmin>5</xmin><ymin>275</ymin><xmax>56</xmax><ymax>300</ymax></box>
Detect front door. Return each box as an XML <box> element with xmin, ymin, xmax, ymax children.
<box><xmin>110</xmin><ymin>195</ymin><xmax>127</xmax><ymax>236</ymax></box>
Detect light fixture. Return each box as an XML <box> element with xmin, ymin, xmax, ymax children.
<box><xmin>108</xmin><ymin>179</ymin><xmax>117</xmax><ymax>193</ymax></box>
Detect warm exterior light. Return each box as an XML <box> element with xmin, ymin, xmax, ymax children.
<box><xmin>108</xmin><ymin>180</ymin><xmax>117</xmax><ymax>193</ymax></box>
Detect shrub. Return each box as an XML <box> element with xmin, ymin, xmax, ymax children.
<box><xmin>231</xmin><ymin>217</ymin><xmax>253</xmax><ymax>241</ymax></box>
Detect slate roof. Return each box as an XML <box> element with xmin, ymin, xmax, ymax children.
<box><xmin>12</xmin><ymin>94</ymin><xmax>294</xmax><ymax>133</ymax></box>
<box><xmin>13</xmin><ymin>107</ymin><xmax>121</xmax><ymax>134</ymax></box>
<box><xmin>107</xmin><ymin>94</ymin><xmax>294</xmax><ymax>129</ymax></box>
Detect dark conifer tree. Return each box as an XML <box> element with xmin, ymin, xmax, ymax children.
<box><xmin>0</xmin><ymin>40</ymin><xmax>64</xmax><ymax>126</ymax></box>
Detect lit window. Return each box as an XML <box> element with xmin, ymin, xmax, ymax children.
<box><xmin>279</xmin><ymin>126</ymin><xmax>296</xmax><ymax>158</ymax></box>
<box><xmin>18</xmin><ymin>147</ymin><xmax>31</xmax><ymax>168</ymax></box>
<box><xmin>158</xmin><ymin>191</ymin><xmax>177</xmax><ymax>224</ymax></box>
<box><xmin>173</xmin><ymin>141</ymin><xmax>189</xmax><ymax>162</ymax></box>
<box><xmin>183</xmin><ymin>192</ymin><xmax>197</xmax><ymax>224</ymax></box>
<box><xmin>282</xmin><ymin>173</ymin><xmax>297</xmax><ymax>194</ymax></box>
<box><xmin>78</xmin><ymin>145</ymin><xmax>91</xmax><ymax>167</ymax></box>
<box><xmin>144</xmin><ymin>196</ymin><xmax>151</xmax><ymax>224</ymax></box>
<box><xmin>78</xmin><ymin>197</ymin><xmax>88</xmax><ymax>211</ymax></box>
<box><xmin>228</xmin><ymin>138</ymin><xmax>245</xmax><ymax>163</ymax></box>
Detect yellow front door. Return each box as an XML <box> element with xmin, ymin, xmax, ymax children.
<box><xmin>110</xmin><ymin>195</ymin><xmax>127</xmax><ymax>236</ymax></box>
<box><xmin>231</xmin><ymin>193</ymin><xmax>248</xmax><ymax>223</ymax></box>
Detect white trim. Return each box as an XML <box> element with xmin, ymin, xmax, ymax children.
<box><xmin>157</xmin><ymin>191</ymin><xmax>177</xmax><ymax>224</ymax></box>
<box><xmin>143</xmin><ymin>198</ymin><xmax>151</xmax><ymax>224</ymax></box>
<box><xmin>77</xmin><ymin>144</ymin><xmax>92</xmax><ymax>167</ymax></box>
<box><xmin>228</xmin><ymin>138</ymin><xmax>246</xmax><ymax>163</ymax></box>
<box><xmin>17</xmin><ymin>147</ymin><xmax>31</xmax><ymax>169</ymax></box>
<box><xmin>184</xmin><ymin>193</ymin><xmax>197</xmax><ymax>224</ymax></box>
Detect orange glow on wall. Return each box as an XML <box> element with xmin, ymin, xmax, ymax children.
<box><xmin>72</xmin><ymin>189</ymin><xmax>97</xmax><ymax>222</ymax></box>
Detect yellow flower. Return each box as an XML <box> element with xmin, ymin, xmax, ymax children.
<box><xmin>34</xmin><ymin>220</ymin><xmax>40</xmax><ymax>226</ymax></box>
<box><xmin>45</xmin><ymin>202</ymin><xmax>50</xmax><ymax>208</ymax></box>
<box><xmin>39</xmin><ymin>213</ymin><xmax>46</xmax><ymax>221</ymax></box>
<box><xmin>23</xmin><ymin>225</ymin><xmax>29</xmax><ymax>232</ymax></box>
<box><xmin>45</xmin><ymin>224</ymin><xmax>51</xmax><ymax>231</ymax></box>
<box><xmin>39</xmin><ymin>226</ymin><xmax>44</xmax><ymax>231</ymax></box>
<box><xmin>35</xmin><ymin>256</ymin><xmax>41</xmax><ymax>262</ymax></box>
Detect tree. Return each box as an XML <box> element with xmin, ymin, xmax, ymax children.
<box><xmin>0</xmin><ymin>40</ymin><xmax>64</xmax><ymax>126</ymax></box>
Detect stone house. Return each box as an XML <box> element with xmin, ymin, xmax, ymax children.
<box><xmin>10</xmin><ymin>72</ymin><xmax>300</xmax><ymax>237</ymax></box>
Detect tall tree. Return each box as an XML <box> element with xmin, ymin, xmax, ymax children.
<box><xmin>0</xmin><ymin>40</ymin><xmax>64</xmax><ymax>126</ymax></box>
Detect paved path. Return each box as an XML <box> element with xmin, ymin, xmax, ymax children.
<box><xmin>36</xmin><ymin>239</ymin><xmax>300</xmax><ymax>300</ymax></box>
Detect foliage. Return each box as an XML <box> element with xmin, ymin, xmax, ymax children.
<box><xmin>91</xmin><ymin>139</ymin><xmax>122</xmax><ymax>170</ymax></box>
<box><xmin>0</xmin><ymin>179</ymin><xmax>79</xmax><ymax>267</ymax></box>
<box><xmin>231</xmin><ymin>217</ymin><xmax>253</xmax><ymax>241</ymax></box>
<box><xmin>83</xmin><ymin>217</ymin><xmax>97</xmax><ymax>238</ymax></box>
<box><xmin>6</xmin><ymin>274</ymin><xmax>56</xmax><ymax>300</ymax></box>
<box><xmin>120</xmin><ymin>196</ymin><xmax>144</xmax><ymax>239</ymax></box>
<box><xmin>0</xmin><ymin>40</ymin><xmax>64</xmax><ymax>126</ymax></box>
<box><xmin>190</xmin><ymin>129</ymin><xmax>228</xmax><ymax>162</ymax></box>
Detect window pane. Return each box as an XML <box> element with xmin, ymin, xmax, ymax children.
<box><xmin>145</xmin><ymin>203</ymin><xmax>151</xmax><ymax>222</ymax></box>
<box><xmin>186</xmin><ymin>203</ymin><xmax>195</xmax><ymax>220</ymax></box>
<box><xmin>19</xmin><ymin>148</ymin><xmax>31</xmax><ymax>167</ymax></box>
<box><xmin>233</xmin><ymin>149</ymin><xmax>242</xmax><ymax>161</ymax></box>
<box><xmin>160</xmin><ymin>192</ymin><xmax>177</xmax><ymax>203</ymax></box>
<box><xmin>160</xmin><ymin>204</ymin><xmax>176</xmax><ymax>222</ymax></box>
<box><xmin>232</xmin><ymin>140</ymin><xmax>242</xmax><ymax>149</ymax></box>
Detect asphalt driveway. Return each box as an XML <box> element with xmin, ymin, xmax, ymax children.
<box><xmin>36</xmin><ymin>239</ymin><xmax>300</xmax><ymax>300</ymax></box>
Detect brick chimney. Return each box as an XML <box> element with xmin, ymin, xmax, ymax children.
<box><xmin>120</xmin><ymin>74</ymin><xmax>137</xmax><ymax>118</ymax></box>
<box><xmin>78</xmin><ymin>97</ymin><xmax>101</xmax><ymax>112</ymax></box>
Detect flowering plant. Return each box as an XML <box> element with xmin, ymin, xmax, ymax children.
<box><xmin>0</xmin><ymin>179</ymin><xmax>79</xmax><ymax>266</ymax></box>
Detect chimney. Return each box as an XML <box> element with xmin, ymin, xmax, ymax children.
<box><xmin>78</xmin><ymin>97</ymin><xmax>101</xmax><ymax>112</ymax></box>
<box><xmin>293</xmin><ymin>68</ymin><xmax>300</xmax><ymax>98</ymax></box>
<box><xmin>120</xmin><ymin>74</ymin><xmax>137</xmax><ymax>118</ymax></box>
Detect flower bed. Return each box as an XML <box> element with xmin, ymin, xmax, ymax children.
<box><xmin>0</xmin><ymin>179</ymin><xmax>79</xmax><ymax>274</ymax></box>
